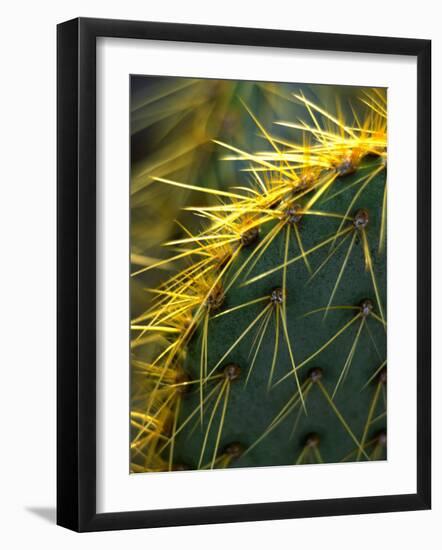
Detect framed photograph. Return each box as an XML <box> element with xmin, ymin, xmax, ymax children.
<box><xmin>57</xmin><ymin>17</ymin><xmax>431</xmax><ymax>532</ymax></box>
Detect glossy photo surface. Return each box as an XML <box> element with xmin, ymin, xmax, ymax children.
<box><xmin>129</xmin><ymin>77</ymin><xmax>388</xmax><ymax>474</ymax></box>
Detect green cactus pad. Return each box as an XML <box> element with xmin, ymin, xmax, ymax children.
<box><xmin>130</xmin><ymin>78</ymin><xmax>387</xmax><ymax>473</ymax></box>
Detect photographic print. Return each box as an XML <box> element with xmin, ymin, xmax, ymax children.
<box><xmin>129</xmin><ymin>76</ymin><xmax>387</xmax><ymax>474</ymax></box>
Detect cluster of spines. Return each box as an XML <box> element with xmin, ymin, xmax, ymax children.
<box><xmin>130</xmin><ymin>88</ymin><xmax>387</xmax><ymax>473</ymax></box>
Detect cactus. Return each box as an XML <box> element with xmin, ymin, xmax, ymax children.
<box><xmin>130</xmin><ymin>82</ymin><xmax>387</xmax><ymax>473</ymax></box>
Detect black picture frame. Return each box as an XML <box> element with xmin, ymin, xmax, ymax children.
<box><xmin>57</xmin><ymin>17</ymin><xmax>431</xmax><ymax>532</ymax></box>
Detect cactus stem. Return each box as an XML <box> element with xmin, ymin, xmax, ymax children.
<box><xmin>248</xmin><ymin>305</ymin><xmax>272</xmax><ymax>354</ymax></box>
<box><xmin>267</xmin><ymin>306</ymin><xmax>280</xmax><ymax>390</ymax></box>
<box><xmin>272</xmin><ymin>380</ymin><xmax>313</xmax><ymax>429</ymax></box>
<box><xmin>323</xmin><ymin>231</ymin><xmax>357</xmax><ymax>319</ymax></box>
<box><xmin>293</xmin><ymin>223</ymin><xmax>312</xmax><ymax>274</ymax></box>
<box><xmin>357</xmin><ymin>380</ymin><xmax>383</xmax><ymax>461</ymax></box>
<box><xmin>378</xmin><ymin>366</ymin><xmax>387</xmax><ymax>385</ymax></box>
<box><xmin>282</xmin><ymin>226</ymin><xmax>290</xmax><ymax>316</ymax></box>
<box><xmin>305</xmin><ymin>233</ymin><xmax>352</xmax><ymax>286</ymax></box>
<box><xmin>296</xmin><ymin>445</ymin><xmax>309</xmax><ymax>465</ymax></box>
<box><xmin>361</xmin><ymin>229</ymin><xmax>386</xmax><ymax>326</ymax></box>
<box><xmin>379</xmin><ymin>182</ymin><xmax>388</xmax><ymax>253</ymax></box>
<box><xmin>131</xmin><ymin>84</ymin><xmax>387</xmax><ymax>472</ymax></box>
<box><xmin>243</xmin><ymin>225</ymin><xmax>353</xmax><ymax>287</ymax></box>
<box><xmin>296</xmin><ymin>433</ymin><xmax>322</xmax><ymax>464</ymax></box>
<box><xmin>211</xmin><ymin>295</ymin><xmax>268</xmax><ymax>320</ymax></box>
<box><xmin>276</xmin><ymin>312</ymin><xmax>362</xmax><ymax>388</ymax></box>
<box><xmin>198</xmin><ymin>367</ymin><xmax>239</xmax><ymax>469</ymax></box>
<box><xmin>198</xmin><ymin>379</ymin><xmax>229</xmax><ymax>469</ymax></box>
<box><xmin>283</xmin><ymin>204</ymin><xmax>303</xmax><ymax>225</ymax></box>
<box><xmin>168</xmin><ymin>396</ymin><xmax>181</xmax><ymax>470</ymax></box>
<box><xmin>246</xmin><ymin>308</ymin><xmax>273</xmax><ymax>386</ymax></box>
<box><xmin>322</xmin><ymin>164</ymin><xmax>379</xmax><ymax>205</ymax></box>
<box><xmin>170</xmin><ymin>246</ymin><xmax>242</xmax><ymax>388</ymax></box>
<box><xmin>371</xmin><ymin>312</ymin><xmax>387</xmax><ymax>327</ymax></box>
<box><xmin>364</xmin><ymin>319</ymin><xmax>384</xmax><ymax>362</ymax></box>
<box><xmin>207</xmin><ymin>304</ymin><xmax>272</xmax><ymax>378</ymax></box>
<box><xmin>279</xmin><ymin>307</ymin><xmax>306</xmax><ymax>413</ymax></box>
<box><xmin>243</xmin><ymin>380</ymin><xmax>313</xmax><ymax>458</ymax></box>
<box><xmin>240</xmin><ymin>226</ymin><xmax>260</xmax><ymax>247</ymax></box>
<box><xmin>316</xmin><ymin>380</ymin><xmax>369</xmax><ymax>460</ymax></box>
<box><xmin>332</xmin><ymin>317</ymin><xmax>365</xmax><ymax>398</ymax></box>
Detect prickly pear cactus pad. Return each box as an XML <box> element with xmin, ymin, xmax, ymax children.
<box><xmin>130</xmin><ymin>77</ymin><xmax>387</xmax><ymax>473</ymax></box>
